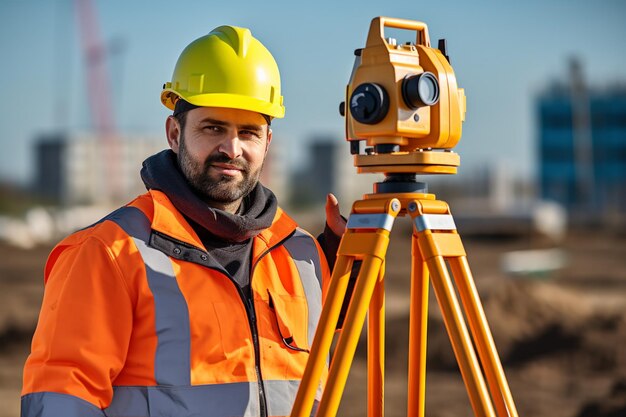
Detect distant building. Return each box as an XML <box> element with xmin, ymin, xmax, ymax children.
<box><xmin>34</xmin><ymin>132</ymin><xmax>165</xmax><ymax>205</ymax></box>
<box><xmin>538</xmin><ymin>60</ymin><xmax>626</xmax><ymax>225</ymax></box>
<box><xmin>290</xmin><ymin>136</ymin><xmax>373</xmax><ymax>211</ymax></box>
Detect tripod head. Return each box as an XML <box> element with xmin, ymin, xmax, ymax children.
<box><xmin>340</xmin><ymin>17</ymin><xmax>466</xmax><ymax>186</ymax></box>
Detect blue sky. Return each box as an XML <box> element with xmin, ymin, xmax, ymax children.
<box><xmin>1</xmin><ymin>0</ymin><xmax>625</xmax><ymax>185</ymax></box>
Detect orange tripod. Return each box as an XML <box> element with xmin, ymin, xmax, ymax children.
<box><xmin>290</xmin><ymin>182</ymin><xmax>519</xmax><ymax>417</ymax></box>
<box><xmin>290</xmin><ymin>16</ymin><xmax>519</xmax><ymax>417</ymax></box>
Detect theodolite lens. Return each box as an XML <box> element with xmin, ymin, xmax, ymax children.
<box><xmin>402</xmin><ymin>72</ymin><xmax>440</xmax><ymax>109</ymax></box>
<box><xmin>349</xmin><ymin>83</ymin><xmax>389</xmax><ymax>124</ymax></box>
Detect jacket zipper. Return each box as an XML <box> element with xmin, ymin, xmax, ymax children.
<box><xmin>248</xmin><ymin>231</ymin><xmax>296</xmax><ymax>417</ymax></box>
<box><xmin>202</xmin><ymin>263</ymin><xmax>269</xmax><ymax>417</ymax></box>
<box><xmin>193</xmin><ymin>268</ymin><xmax>268</xmax><ymax>417</ymax></box>
<box><xmin>245</xmin><ymin>293</ymin><xmax>266</xmax><ymax>417</ymax></box>
<box><xmin>216</xmin><ymin>278</ymin><xmax>267</xmax><ymax>417</ymax></box>
<box><xmin>151</xmin><ymin>229</ymin><xmax>296</xmax><ymax>417</ymax></box>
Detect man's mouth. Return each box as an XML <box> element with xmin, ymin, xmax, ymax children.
<box><xmin>210</xmin><ymin>162</ymin><xmax>244</xmax><ymax>176</ymax></box>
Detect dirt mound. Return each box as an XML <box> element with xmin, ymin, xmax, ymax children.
<box><xmin>575</xmin><ymin>377</ymin><xmax>626</xmax><ymax>417</ymax></box>
<box><xmin>482</xmin><ymin>278</ymin><xmax>626</xmax><ymax>371</ymax></box>
<box><xmin>380</xmin><ymin>278</ymin><xmax>626</xmax><ymax>373</ymax></box>
<box><xmin>350</xmin><ymin>276</ymin><xmax>626</xmax><ymax>417</ymax></box>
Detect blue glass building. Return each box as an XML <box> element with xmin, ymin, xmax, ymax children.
<box><xmin>538</xmin><ymin>62</ymin><xmax>626</xmax><ymax>225</ymax></box>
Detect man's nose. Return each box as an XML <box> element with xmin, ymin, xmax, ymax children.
<box><xmin>217</xmin><ymin>134</ymin><xmax>243</xmax><ymax>159</ymax></box>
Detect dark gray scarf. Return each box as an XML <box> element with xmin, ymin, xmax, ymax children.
<box><xmin>140</xmin><ymin>150</ymin><xmax>278</xmax><ymax>243</ymax></box>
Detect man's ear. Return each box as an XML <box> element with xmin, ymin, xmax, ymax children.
<box><xmin>166</xmin><ymin>116</ymin><xmax>181</xmax><ymax>153</ymax></box>
<box><xmin>265</xmin><ymin>128</ymin><xmax>273</xmax><ymax>155</ymax></box>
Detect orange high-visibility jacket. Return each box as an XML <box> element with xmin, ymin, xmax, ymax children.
<box><xmin>22</xmin><ymin>190</ymin><xmax>330</xmax><ymax>417</ymax></box>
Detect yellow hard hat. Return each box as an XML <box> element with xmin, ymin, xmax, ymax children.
<box><xmin>161</xmin><ymin>25</ymin><xmax>285</xmax><ymax>118</ymax></box>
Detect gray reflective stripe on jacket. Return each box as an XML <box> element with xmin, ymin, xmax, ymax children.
<box><xmin>282</xmin><ymin>228</ymin><xmax>324</xmax><ymax>346</ymax></box>
<box><xmin>20</xmin><ymin>385</ymin><xmax>320</xmax><ymax>417</ymax></box>
<box><xmin>105</xmin><ymin>206</ymin><xmax>191</xmax><ymax>386</ymax></box>
<box><xmin>21</xmin><ymin>392</ymin><xmax>105</xmax><ymax>417</ymax></box>
<box><xmin>105</xmin><ymin>380</ymin><xmax>319</xmax><ymax>417</ymax></box>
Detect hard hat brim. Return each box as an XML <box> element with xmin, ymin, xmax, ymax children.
<box><xmin>161</xmin><ymin>89</ymin><xmax>285</xmax><ymax>119</ymax></box>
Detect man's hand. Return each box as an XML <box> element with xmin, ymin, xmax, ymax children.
<box><xmin>325</xmin><ymin>193</ymin><xmax>346</xmax><ymax>237</ymax></box>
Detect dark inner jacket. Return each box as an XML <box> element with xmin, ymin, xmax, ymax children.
<box><xmin>140</xmin><ymin>150</ymin><xmax>341</xmax><ymax>301</ymax></box>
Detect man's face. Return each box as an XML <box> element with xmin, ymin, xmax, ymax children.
<box><xmin>166</xmin><ymin>106</ymin><xmax>272</xmax><ymax>210</ymax></box>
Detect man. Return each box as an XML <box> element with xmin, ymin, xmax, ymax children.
<box><xmin>22</xmin><ymin>25</ymin><xmax>344</xmax><ymax>417</ymax></box>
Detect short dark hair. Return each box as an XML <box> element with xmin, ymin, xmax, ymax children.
<box><xmin>173</xmin><ymin>111</ymin><xmax>188</xmax><ymax>135</ymax></box>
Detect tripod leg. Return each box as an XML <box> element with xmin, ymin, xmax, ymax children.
<box><xmin>450</xmin><ymin>257</ymin><xmax>518</xmax><ymax>417</ymax></box>
<box><xmin>408</xmin><ymin>199</ymin><xmax>496</xmax><ymax>417</ymax></box>
<box><xmin>318</xmin><ymin>253</ymin><xmax>386</xmax><ymax>417</ymax></box>
<box><xmin>426</xmin><ymin>255</ymin><xmax>496</xmax><ymax>417</ymax></box>
<box><xmin>407</xmin><ymin>233</ymin><xmax>429</xmax><ymax>417</ymax></box>
<box><xmin>409</xmin><ymin>197</ymin><xmax>518</xmax><ymax>417</ymax></box>
<box><xmin>316</xmin><ymin>198</ymin><xmax>400</xmax><ymax>417</ymax></box>
<box><xmin>292</xmin><ymin>198</ymin><xmax>401</xmax><ymax>417</ymax></box>
<box><xmin>291</xmin><ymin>254</ymin><xmax>355</xmax><ymax>417</ymax></box>
<box><xmin>368</xmin><ymin>262</ymin><xmax>385</xmax><ymax>417</ymax></box>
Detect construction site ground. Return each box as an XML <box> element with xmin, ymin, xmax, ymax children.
<box><xmin>1</xmin><ymin>221</ymin><xmax>625</xmax><ymax>416</ymax></box>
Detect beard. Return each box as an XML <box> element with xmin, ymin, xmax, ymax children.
<box><xmin>177</xmin><ymin>136</ymin><xmax>263</xmax><ymax>204</ymax></box>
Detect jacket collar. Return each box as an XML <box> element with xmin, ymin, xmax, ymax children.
<box><xmin>148</xmin><ymin>189</ymin><xmax>204</xmax><ymax>249</ymax></box>
<box><xmin>146</xmin><ymin>190</ymin><xmax>298</xmax><ymax>257</ymax></box>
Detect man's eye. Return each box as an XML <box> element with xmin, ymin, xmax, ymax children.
<box><xmin>240</xmin><ymin>130</ymin><xmax>261</xmax><ymax>138</ymax></box>
<box><xmin>203</xmin><ymin>126</ymin><xmax>223</xmax><ymax>133</ymax></box>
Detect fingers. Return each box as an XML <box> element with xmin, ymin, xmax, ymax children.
<box><xmin>325</xmin><ymin>193</ymin><xmax>346</xmax><ymax>236</ymax></box>
<box><xmin>326</xmin><ymin>193</ymin><xmax>339</xmax><ymax>212</ymax></box>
